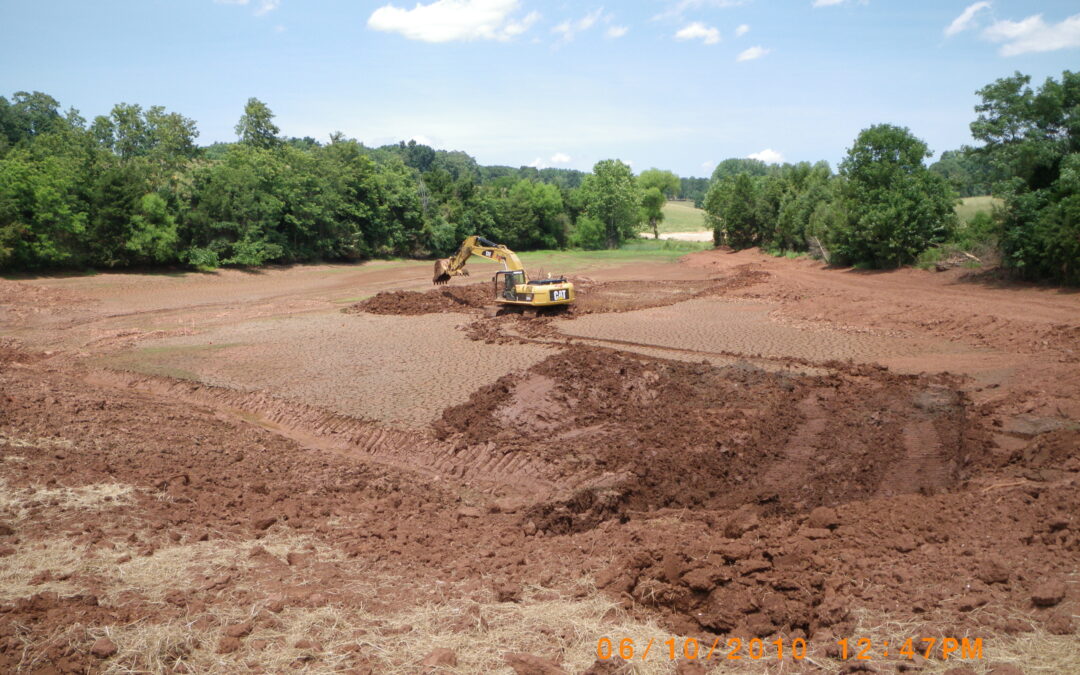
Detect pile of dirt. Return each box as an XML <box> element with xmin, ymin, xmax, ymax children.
<box><xmin>430</xmin><ymin>346</ymin><xmax>1080</xmax><ymax>642</ymax></box>
<box><xmin>0</xmin><ymin>279</ymin><xmax>90</xmax><ymax>323</ymax></box>
<box><xmin>435</xmin><ymin>346</ymin><xmax>980</xmax><ymax>529</ymax></box>
<box><xmin>346</xmin><ymin>283</ymin><xmax>491</xmax><ymax>315</ymax></box>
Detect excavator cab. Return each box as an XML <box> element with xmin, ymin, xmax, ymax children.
<box><xmin>496</xmin><ymin>270</ymin><xmax>526</xmax><ymax>301</ymax></box>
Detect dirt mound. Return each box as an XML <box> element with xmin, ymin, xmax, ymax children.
<box><xmin>0</xmin><ymin>339</ymin><xmax>44</xmax><ymax>365</ymax></box>
<box><xmin>435</xmin><ymin>346</ymin><xmax>979</xmax><ymax>531</ymax></box>
<box><xmin>346</xmin><ymin>283</ymin><xmax>491</xmax><ymax>315</ymax></box>
<box><xmin>0</xmin><ymin>279</ymin><xmax>90</xmax><ymax>324</ymax></box>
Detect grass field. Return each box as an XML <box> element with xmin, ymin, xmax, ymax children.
<box><xmin>518</xmin><ymin>239</ymin><xmax>710</xmax><ymax>274</ymax></box>
<box><xmin>956</xmin><ymin>195</ymin><xmax>1001</xmax><ymax>224</ymax></box>
<box><xmin>658</xmin><ymin>200</ymin><xmax>707</xmax><ymax>233</ymax></box>
<box><xmin>657</xmin><ymin>195</ymin><xmax>1000</xmax><ymax>233</ymax></box>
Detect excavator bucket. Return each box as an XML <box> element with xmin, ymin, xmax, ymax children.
<box><xmin>433</xmin><ymin>258</ymin><xmax>452</xmax><ymax>285</ymax></box>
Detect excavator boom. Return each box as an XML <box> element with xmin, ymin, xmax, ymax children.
<box><xmin>433</xmin><ymin>236</ymin><xmax>523</xmax><ymax>285</ymax></box>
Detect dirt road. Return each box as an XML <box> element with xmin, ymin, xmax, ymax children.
<box><xmin>1</xmin><ymin>250</ymin><xmax>1077</xmax><ymax>673</ymax></box>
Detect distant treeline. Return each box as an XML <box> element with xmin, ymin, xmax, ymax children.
<box><xmin>0</xmin><ymin>94</ymin><xmax>609</xmax><ymax>270</ymax></box>
<box><xmin>1</xmin><ymin>68</ymin><xmax>1076</xmax><ymax>283</ymax></box>
<box><xmin>701</xmin><ymin>70</ymin><xmax>1079</xmax><ymax>283</ymax></box>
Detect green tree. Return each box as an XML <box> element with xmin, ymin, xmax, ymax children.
<box><xmin>710</xmin><ymin>158</ymin><xmax>768</xmax><ymax>182</ymax></box>
<box><xmin>829</xmin><ymin>124</ymin><xmax>957</xmax><ymax>268</ymax></box>
<box><xmin>704</xmin><ymin>173</ymin><xmax>764</xmax><ymax>249</ymax></box>
<box><xmin>680</xmin><ymin>176</ymin><xmax>710</xmax><ymax>208</ymax></box>
<box><xmin>235</xmin><ymin>98</ymin><xmax>280</xmax><ymax>149</ymax></box>
<box><xmin>578</xmin><ymin>159</ymin><xmax>640</xmax><ymax>248</ymax></box>
<box><xmin>0</xmin><ymin>124</ymin><xmax>96</xmax><ymax>269</ymax></box>
<box><xmin>88</xmin><ymin>162</ymin><xmax>150</xmax><ymax>266</ymax></box>
<box><xmin>929</xmin><ymin>149</ymin><xmax>1000</xmax><ymax>197</ymax></box>
<box><xmin>970</xmin><ymin>70</ymin><xmax>1080</xmax><ymax>283</ymax></box>
<box><xmin>638</xmin><ymin>168</ymin><xmax>680</xmax><ymax>199</ymax></box>
<box><xmin>640</xmin><ymin>186</ymin><xmax>666</xmax><ymax>239</ymax></box>
<box><xmin>127</xmin><ymin>193</ymin><xmax>179</xmax><ymax>264</ymax></box>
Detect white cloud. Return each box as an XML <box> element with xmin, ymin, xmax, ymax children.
<box><xmin>675</xmin><ymin>22</ymin><xmax>721</xmax><ymax>45</ymax></box>
<box><xmin>813</xmin><ymin>0</ymin><xmax>845</xmax><ymax>6</ymax></box>
<box><xmin>945</xmin><ymin>2</ymin><xmax>991</xmax><ymax>37</ymax></box>
<box><xmin>748</xmin><ymin>148</ymin><xmax>784</xmax><ymax>164</ymax></box>
<box><xmin>529</xmin><ymin>152</ymin><xmax>573</xmax><ymax>169</ymax></box>
<box><xmin>736</xmin><ymin>45</ymin><xmax>770</xmax><ymax>61</ymax></box>
<box><xmin>368</xmin><ymin>0</ymin><xmax>538</xmax><ymax>43</ymax></box>
<box><xmin>735</xmin><ymin>24</ymin><xmax>750</xmax><ymax>37</ymax></box>
<box><xmin>701</xmin><ymin>160</ymin><xmax>716</xmax><ymax>171</ymax></box>
<box><xmin>606</xmin><ymin>25</ymin><xmax>629</xmax><ymax>39</ymax></box>
<box><xmin>215</xmin><ymin>0</ymin><xmax>281</xmax><ymax>15</ymax></box>
<box><xmin>254</xmin><ymin>0</ymin><xmax>279</xmax><ymax>16</ymax></box>
<box><xmin>653</xmin><ymin>0</ymin><xmax>747</xmax><ymax>22</ymax></box>
<box><xmin>553</xmin><ymin>8</ymin><xmax>604</xmax><ymax>43</ymax></box>
<box><xmin>982</xmin><ymin>13</ymin><xmax>1080</xmax><ymax>56</ymax></box>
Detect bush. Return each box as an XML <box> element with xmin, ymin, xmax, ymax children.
<box><xmin>569</xmin><ymin>216</ymin><xmax>607</xmax><ymax>250</ymax></box>
<box><xmin>829</xmin><ymin>124</ymin><xmax>957</xmax><ymax>268</ymax></box>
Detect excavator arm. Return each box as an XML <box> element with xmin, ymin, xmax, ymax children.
<box><xmin>433</xmin><ymin>235</ymin><xmax>526</xmax><ymax>285</ymax></box>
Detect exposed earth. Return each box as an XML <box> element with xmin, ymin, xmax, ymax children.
<box><xmin>1</xmin><ymin>249</ymin><xmax>1078</xmax><ymax>674</ymax></box>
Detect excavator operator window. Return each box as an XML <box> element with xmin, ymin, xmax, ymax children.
<box><xmin>499</xmin><ymin>270</ymin><xmax>524</xmax><ymax>301</ymax></box>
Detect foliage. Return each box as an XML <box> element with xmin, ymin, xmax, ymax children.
<box><xmin>679</xmin><ymin>176</ymin><xmax>710</xmax><ymax>207</ymax></box>
<box><xmin>929</xmin><ymin>149</ymin><xmax>1002</xmax><ymax>198</ymax></box>
<box><xmin>234</xmin><ymin>98</ymin><xmax>280</xmax><ymax>150</ymax></box>
<box><xmin>710</xmin><ymin>157</ymin><xmax>769</xmax><ymax>182</ymax></box>
<box><xmin>704</xmin><ymin>161</ymin><xmax>834</xmax><ymax>253</ymax></box>
<box><xmin>577</xmin><ymin>159</ymin><xmax>641</xmax><ymax>248</ymax></box>
<box><xmin>640</xmin><ymin>187</ymin><xmax>666</xmax><ymax>239</ymax></box>
<box><xmin>705</xmin><ymin>173</ymin><xmax>764</xmax><ymax>248</ymax></box>
<box><xmin>638</xmin><ymin>168</ymin><xmax>680</xmax><ymax>199</ymax></box>
<box><xmin>3</xmin><ymin>74</ymin><xmax>1076</xmax><ymax>283</ymax></box>
<box><xmin>970</xmin><ymin>70</ymin><xmax>1080</xmax><ymax>283</ymax></box>
<box><xmin>828</xmin><ymin>124</ymin><xmax>957</xmax><ymax>268</ymax></box>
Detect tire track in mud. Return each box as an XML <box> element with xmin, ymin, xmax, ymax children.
<box><xmin>82</xmin><ymin>370</ymin><xmax>561</xmax><ymax>494</ymax></box>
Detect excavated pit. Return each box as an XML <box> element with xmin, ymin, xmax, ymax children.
<box><xmin>344</xmin><ymin>265</ymin><xmax>771</xmax><ymax>318</ymax></box>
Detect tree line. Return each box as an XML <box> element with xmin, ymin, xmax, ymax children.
<box><xmin>701</xmin><ymin>70</ymin><xmax>1078</xmax><ymax>283</ymax></box>
<box><xmin>0</xmin><ymin>95</ymin><xmax>622</xmax><ymax>271</ymax></box>
<box><xmin>1</xmin><ymin>68</ymin><xmax>1076</xmax><ymax>284</ymax></box>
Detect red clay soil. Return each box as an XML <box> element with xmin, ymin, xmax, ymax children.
<box><xmin>347</xmin><ymin>265</ymin><xmax>771</xmax><ymax>319</ymax></box>
<box><xmin>2</xmin><ymin>343</ymin><xmax>1077</xmax><ymax>673</ymax></box>
<box><xmin>346</xmin><ymin>283</ymin><xmax>491</xmax><ymax>315</ymax></box>
<box><xmin>3</xmin><ymin>253</ymin><xmax>1080</xmax><ymax>673</ymax></box>
<box><xmin>435</xmin><ymin>346</ymin><xmax>979</xmax><ymax>521</ymax></box>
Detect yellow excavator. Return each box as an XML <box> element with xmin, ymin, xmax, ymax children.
<box><xmin>433</xmin><ymin>236</ymin><xmax>574</xmax><ymax>311</ymax></box>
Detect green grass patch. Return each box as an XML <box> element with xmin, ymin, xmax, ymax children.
<box><xmin>956</xmin><ymin>195</ymin><xmax>1001</xmax><ymax>224</ymax></box>
<box><xmin>763</xmin><ymin>246</ymin><xmax>807</xmax><ymax>260</ymax></box>
<box><xmin>518</xmin><ymin>240</ymin><xmax>710</xmax><ymax>274</ymax></box>
<box><xmin>657</xmin><ymin>200</ymin><xmax>707</xmax><ymax>233</ymax></box>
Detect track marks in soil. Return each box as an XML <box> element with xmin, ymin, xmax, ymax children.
<box><xmin>436</xmin><ymin>346</ymin><xmax>980</xmax><ymax>535</ymax></box>
<box><xmin>85</xmin><ymin>370</ymin><xmax>561</xmax><ymax>494</ymax></box>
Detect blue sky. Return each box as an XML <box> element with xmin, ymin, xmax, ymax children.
<box><xmin>1</xmin><ymin>0</ymin><xmax>1078</xmax><ymax>176</ymax></box>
